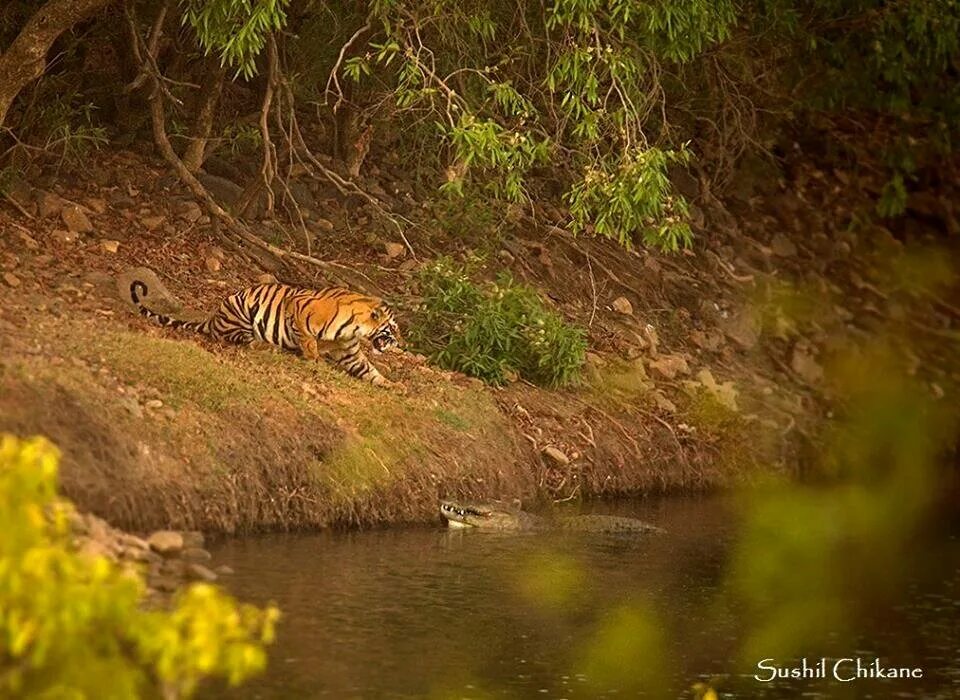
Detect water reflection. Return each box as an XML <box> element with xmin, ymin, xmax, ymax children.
<box><xmin>206</xmin><ymin>497</ymin><xmax>958</xmax><ymax>699</ymax></box>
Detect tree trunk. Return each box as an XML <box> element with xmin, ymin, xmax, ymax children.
<box><xmin>182</xmin><ymin>59</ymin><xmax>226</xmax><ymax>173</ymax></box>
<box><xmin>0</xmin><ymin>0</ymin><xmax>115</xmax><ymax>127</ymax></box>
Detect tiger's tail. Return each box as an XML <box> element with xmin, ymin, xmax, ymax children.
<box><xmin>129</xmin><ymin>280</ymin><xmax>212</xmax><ymax>335</ymax></box>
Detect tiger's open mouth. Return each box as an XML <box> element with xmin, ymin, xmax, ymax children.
<box><xmin>370</xmin><ymin>328</ymin><xmax>396</xmax><ymax>353</ymax></box>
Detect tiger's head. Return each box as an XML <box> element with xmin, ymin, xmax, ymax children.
<box><xmin>366</xmin><ymin>305</ymin><xmax>403</xmax><ymax>353</ymax></box>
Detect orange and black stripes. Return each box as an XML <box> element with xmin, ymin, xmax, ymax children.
<box><xmin>129</xmin><ymin>280</ymin><xmax>400</xmax><ymax>386</ymax></box>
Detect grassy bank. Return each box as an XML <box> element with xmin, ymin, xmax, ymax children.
<box><xmin>1</xmin><ymin>315</ymin><xmax>529</xmax><ymax>532</ymax></box>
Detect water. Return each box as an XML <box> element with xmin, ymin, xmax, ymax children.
<box><xmin>206</xmin><ymin>496</ymin><xmax>960</xmax><ymax>699</ymax></box>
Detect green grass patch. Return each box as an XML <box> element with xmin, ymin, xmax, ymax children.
<box><xmin>434</xmin><ymin>408</ymin><xmax>472</xmax><ymax>431</ymax></box>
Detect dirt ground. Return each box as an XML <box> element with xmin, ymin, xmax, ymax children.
<box><xmin>1</xmin><ymin>149</ymin><xmax>956</xmax><ymax>533</ymax></box>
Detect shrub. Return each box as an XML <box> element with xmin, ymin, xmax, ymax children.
<box><xmin>0</xmin><ymin>435</ymin><xmax>279</xmax><ymax>699</ymax></box>
<box><xmin>410</xmin><ymin>258</ymin><xmax>586</xmax><ymax>387</ymax></box>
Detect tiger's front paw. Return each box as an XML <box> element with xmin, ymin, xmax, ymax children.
<box><xmin>371</xmin><ymin>376</ymin><xmax>404</xmax><ymax>392</ymax></box>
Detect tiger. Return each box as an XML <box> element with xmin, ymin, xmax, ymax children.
<box><xmin>129</xmin><ymin>279</ymin><xmax>402</xmax><ymax>386</ymax></box>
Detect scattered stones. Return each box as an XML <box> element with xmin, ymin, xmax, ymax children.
<box><xmin>693</xmin><ymin>368</ymin><xmax>739</xmax><ymax>412</ymax></box>
<box><xmin>649</xmin><ymin>354</ymin><xmax>690</xmax><ymax>380</ymax></box>
<box><xmin>205</xmin><ymin>257</ymin><xmax>222</xmax><ymax>273</ymax></box>
<box><xmin>383</xmin><ymin>242</ymin><xmax>406</xmax><ymax>259</ymax></box>
<box><xmin>690</xmin><ymin>329</ymin><xmax>723</xmax><ymax>352</ymax></box>
<box><xmin>145</xmin><ymin>399</ymin><xmax>163</xmax><ymax>409</ymax></box>
<box><xmin>181</xmin><ymin>531</ymin><xmax>205</xmax><ymax>548</ymax></box>
<box><xmin>720</xmin><ymin>309</ymin><xmax>760</xmax><ymax>350</ymax></box>
<box><xmin>148</xmin><ymin>530</ymin><xmax>184</xmax><ymax>556</ymax></box>
<box><xmin>770</xmin><ymin>233</ymin><xmax>798</xmax><ymax>257</ymax></box>
<box><xmin>37</xmin><ymin>190</ymin><xmax>65</xmax><ymax>218</ymax></box>
<box><xmin>791</xmin><ymin>344</ymin><xmax>824</xmax><ymax>384</ymax></box>
<box><xmin>51</xmin><ymin>229</ymin><xmax>79</xmax><ymax>245</ymax></box>
<box><xmin>182</xmin><ymin>547</ymin><xmax>212</xmax><ymax>563</ymax></box>
<box><xmin>651</xmin><ymin>391</ymin><xmax>677</xmax><ymax>413</ymax></box>
<box><xmin>85</xmin><ymin>197</ymin><xmax>108</xmax><ymax>214</ymax></box>
<box><xmin>215</xmin><ymin>565</ymin><xmax>235</xmax><ymax>576</ymax></box>
<box><xmin>100</xmin><ymin>239</ymin><xmax>120</xmax><ymax>254</ymax></box>
<box><xmin>312</xmin><ymin>217</ymin><xmax>334</xmax><ymax>232</ymax></box>
<box><xmin>611</xmin><ymin>296</ymin><xmax>634</xmax><ymax>316</ymax></box>
<box><xmin>17</xmin><ymin>231</ymin><xmax>40</xmax><ymax>250</ymax></box>
<box><xmin>541</xmin><ymin>445</ymin><xmax>570</xmax><ymax>466</ymax></box>
<box><xmin>187</xmin><ymin>563</ymin><xmax>218</xmax><ymax>582</ymax></box>
<box><xmin>177</xmin><ymin>201</ymin><xmax>203</xmax><ymax>222</ymax></box>
<box><xmin>3</xmin><ymin>272</ymin><xmax>21</xmax><ymax>288</ymax></box>
<box><xmin>61</xmin><ymin>204</ymin><xmax>93</xmax><ymax>233</ymax></box>
<box><xmin>141</xmin><ymin>215</ymin><xmax>165</xmax><ymax>230</ymax></box>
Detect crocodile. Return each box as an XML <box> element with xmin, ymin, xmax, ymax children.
<box><xmin>439</xmin><ymin>498</ymin><xmax>664</xmax><ymax>534</ymax></box>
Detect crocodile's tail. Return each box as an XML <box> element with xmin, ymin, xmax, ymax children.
<box><xmin>559</xmin><ymin>514</ymin><xmax>665</xmax><ymax>534</ymax></box>
<box><xmin>130</xmin><ymin>280</ymin><xmax>212</xmax><ymax>335</ymax></box>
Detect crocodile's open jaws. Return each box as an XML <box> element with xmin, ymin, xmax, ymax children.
<box><xmin>439</xmin><ymin>498</ymin><xmax>664</xmax><ymax>534</ymax></box>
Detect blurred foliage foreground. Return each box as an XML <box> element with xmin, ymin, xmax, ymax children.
<box><xmin>0</xmin><ymin>436</ymin><xmax>279</xmax><ymax>699</ymax></box>
<box><xmin>504</xmin><ymin>256</ymin><xmax>960</xmax><ymax>698</ymax></box>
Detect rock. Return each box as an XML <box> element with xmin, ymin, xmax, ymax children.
<box><xmin>141</xmin><ymin>215</ymin><xmax>165</xmax><ymax>230</ymax></box>
<box><xmin>100</xmin><ymin>240</ymin><xmax>120</xmax><ymax>254</ymax></box>
<box><xmin>148</xmin><ymin>530</ymin><xmax>184</xmax><ymax>556</ymax></box>
<box><xmin>541</xmin><ymin>445</ymin><xmax>570</xmax><ymax>466</ymax></box>
<box><xmin>498</xmin><ymin>249</ymin><xmax>515</xmax><ymax>265</ymax></box>
<box><xmin>181</xmin><ymin>547</ymin><xmax>212</xmax><ymax>563</ymax></box>
<box><xmin>643</xmin><ymin>324</ymin><xmax>659</xmax><ymax>356</ymax></box>
<box><xmin>119</xmin><ymin>396</ymin><xmax>143</xmax><ymax>418</ymax></box>
<box><xmin>187</xmin><ymin>563</ymin><xmax>218</xmax><ymax>582</ymax></box>
<box><xmin>651</xmin><ymin>391</ymin><xmax>677</xmax><ymax>413</ymax></box>
<box><xmin>177</xmin><ymin>201</ymin><xmax>203</xmax><ymax>222</ymax></box>
<box><xmin>694</xmin><ymin>368</ymin><xmax>739</xmax><ymax>412</ymax></box>
<box><xmin>770</xmin><ymin>233</ymin><xmax>798</xmax><ymax>257</ymax></box>
<box><xmin>61</xmin><ymin>205</ymin><xmax>93</xmax><ymax>233</ymax></box>
<box><xmin>288</xmin><ymin>181</ymin><xmax>316</xmax><ymax>209</ymax></box>
<box><xmin>3</xmin><ymin>272</ymin><xmax>21</xmax><ymax>288</ymax></box>
<box><xmin>37</xmin><ymin>190</ymin><xmax>65</xmax><ymax>218</ymax></box>
<box><xmin>144</xmin><ymin>399</ymin><xmax>163</xmax><ymax>409</ymax></box>
<box><xmin>258</xmin><ymin>273</ymin><xmax>278</xmax><ymax>284</ymax></box>
<box><xmin>611</xmin><ymin>296</ymin><xmax>633</xmax><ymax>315</ymax></box>
<box><xmin>720</xmin><ymin>309</ymin><xmax>760</xmax><ymax>350</ymax></box>
<box><xmin>205</xmin><ymin>257</ymin><xmax>222</xmax><ymax>273</ymax></box>
<box><xmin>648</xmin><ymin>354</ymin><xmax>690</xmax><ymax>379</ymax></box>
<box><xmin>181</xmin><ymin>531</ymin><xmax>205</xmax><ymax>548</ymax></box>
<box><xmin>150</xmin><ymin>575</ymin><xmax>180</xmax><ymax>593</ymax></box>
<box><xmin>690</xmin><ymin>330</ymin><xmax>723</xmax><ymax>352</ymax></box>
<box><xmin>383</xmin><ymin>242</ymin><xmax>406</xmax><ymax>259</ymax></box>
<box><xmin>198</xmin><ymin>173</ymin><xmax>244</xmax><ymax>208</ymax></box>
<box><xmin>78</xmin><ymin>538</ymin><xmax>112</xmax><ymax>559</ymax></box>
<box><xmin>85</xmin><ymin>197</ymin><xmax>108</xmax><ymax>214</ymax></box>
<box><xmin>118</xmin><ymin>533</ymin><xmax>150</xmax><ymax>550</ymax></box>
<box><xmin>121</xmin><ymin>545</ymin><xmax>159</xmax><ymax>563</ymax></box>
<box><xmin>51</xmin><ymin>229</ymin><xmax>78</xmax><ymax>245</ymax></box>
<box><xmin>312</xmin><ymin>217</ymin><xmax>334</xmax><ymax>232</ymax></box>
<box><xmin>215</xmin><ymin>565</ymin><xmax>235</xmax><ymax>576</ymax></box>
<box><xmin>17</xmin><ymin>231</ymin><xmax>39</xmax><ymax>250</ymax></box>
<box><xmin>791</xmin><ymin>344</ymin><xmax>824</xmax><ymax>384</ymax></box>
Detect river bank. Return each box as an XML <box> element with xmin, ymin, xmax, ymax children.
<box><xmin>1</xmin><ymin>149</ymin><xmax>955</xmax><ymax>533</ymax></box>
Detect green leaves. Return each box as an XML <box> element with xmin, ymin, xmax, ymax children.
<box><xmin>181</xmin><ymin>0</ymin><xmax>289</xmax><ymax>78</ymax></box>
<box><xmin>566</xmin><ymin>146</ymin><xmax>693</xmax><ymax>251</ymax></box>
<box><xmin>410</xmin><ymin>258</ymin><xmax>587</xmax><ymax>386</ymax></box>
<box><xmin>0</xmin><ymin>435</ymin><xmax>278</xmax><ymax>698</ymax></box>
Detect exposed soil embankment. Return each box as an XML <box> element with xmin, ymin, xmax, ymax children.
<box><xmin>1</xmin><ymin>151</ymin><xmax>955</xmax><ymax>532</ymax></box>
